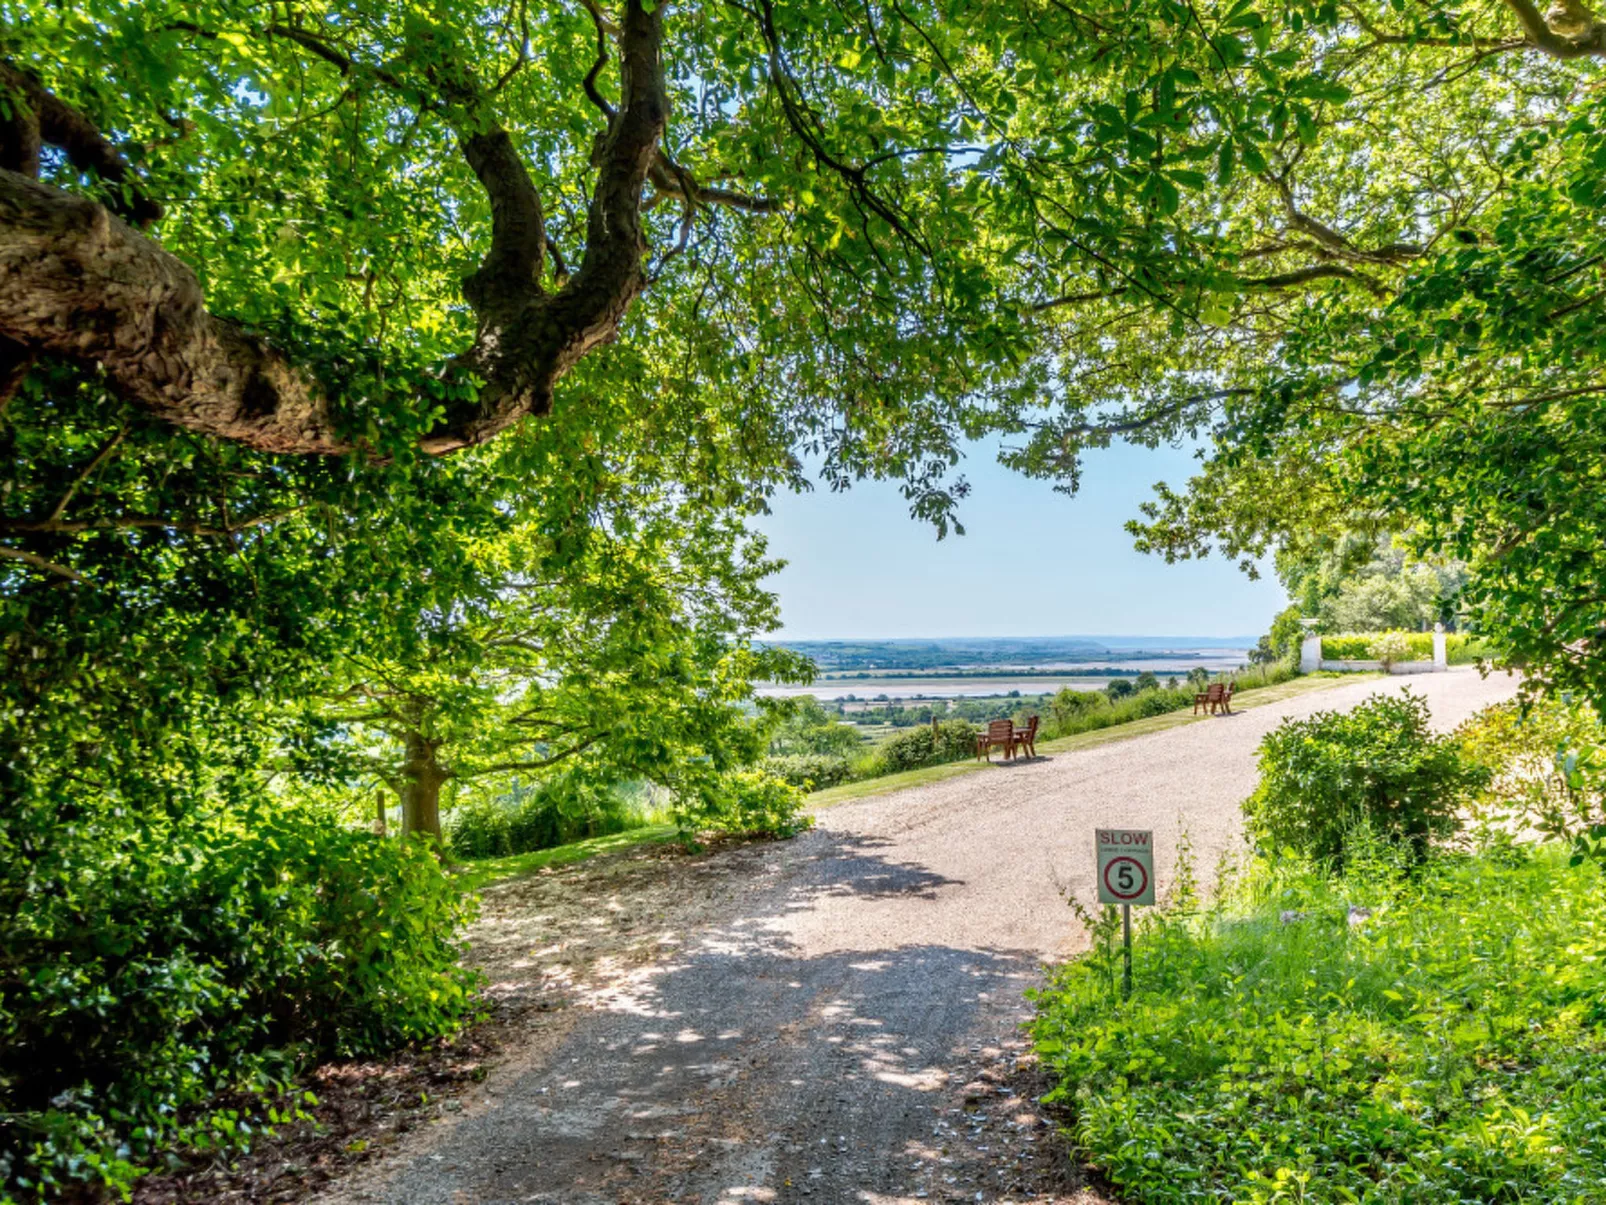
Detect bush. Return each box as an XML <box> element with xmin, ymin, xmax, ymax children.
<box><xmin>1244</xmin><ymin>690</ymin><xmax>1487</xmax><ymax>864</ymax></box>
<box><xmin>870</xmin><ymin>719</ymin><xmax>978</xmax><ymax>774</ymax></box>
<box><xmin>1033</xmin><ymin>845</ymin><xmax>1606</xmax><ymax>1205</ymax></box>
<box><xmin>1104</xmin><ymin>679</ymin><xmax>1135</xmax><ymax>701</ymax></box>
<box><xmin>445</xmin><ymin>775</ymin><xmax>648</xmax><ymax>859</ymax></box>
<box><xmin>1321</xmin><ymin>631</ymin><xmax>1433</xmax><ymax>661</ymax></box>
<box><xmin>760</xmin><ymin>753</ymin><xmax>854</xmax><ymax>791</ymax></box>
<box><xmin>1048</xmin><ymin>687</ymin><xmax>1104</xmax><ymax>728</ymax></box>
<box><xmin>0</xmin><ymin>803</ymin><xmax>478</xmax><ymax>1199</ymax></box>
<box><xmin>445</xmin><ymin>796</ymin><xmax>514</xmax><ymax>858</ymax></box>
<box><xmin>1369</xmin><ymin>630</ymin><xmax>1413</xmax><ymax>669</ymax></box>
<box><xmin>1458</xmin><ymin>697</ymin><xmax>1606</xmax><ymax>849</ymax></box>
<box><xmin>672</xmin><ymin>769</ymin><xmax>809</xmax><ymax>837</ymax></box>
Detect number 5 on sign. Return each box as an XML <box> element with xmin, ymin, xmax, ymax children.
<box><xmin>1096</xmin><ymin>828</ymin><xmax>1156</xmax><ymax>906</ymax></box>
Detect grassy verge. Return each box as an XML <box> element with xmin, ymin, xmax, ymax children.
<box><xmin>450</xmin><ymin>823</ymin><xmax>681</xmax><ymax>891</ymax></box>
<box><xmin>1032</xmin><ymin>844</ymin><xmax>1606</xmax><ymax>1204</ymax></box>
<box><xmin>808</xmin><ymin>671</ymin><xmax>1381</xmax><ymax>809</ymax></box>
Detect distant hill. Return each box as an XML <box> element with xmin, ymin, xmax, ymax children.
<box><xmin>769</xmin><ymin>635</ymin><xmax>1255</xmax><ymax>672</ymax></box>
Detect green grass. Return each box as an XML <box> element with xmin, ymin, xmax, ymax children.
<box><xmin>1032</xmin><ymin>844</ymin><xmax>1606</xmax><ymax>1204</ymax></box>
<box><xmin>450</xmin><ymin>823</ymin><xmax>680</xmax><ymax>891</ymax></box>
<box><xmin>807</xmin><ymin>672</ymin><xmax>1381</xmax><ymax>809</ymax></box>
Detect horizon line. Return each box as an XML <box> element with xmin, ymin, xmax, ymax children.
<box><xmin>759</xmin><ymin>632</ymin><xmax>1258</xmax><ymax>644</ymax></box>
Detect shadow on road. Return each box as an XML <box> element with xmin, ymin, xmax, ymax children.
<box><xmin>352</xmin><ymin>832</ymin><xmax>1048</xmax><ymax>1204</ymax></box>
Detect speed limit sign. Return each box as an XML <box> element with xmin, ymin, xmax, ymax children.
<box><xmin>1096</xmin><ymin>829</ymin><xmax>1156</xmax><ymax>906</ymax></box>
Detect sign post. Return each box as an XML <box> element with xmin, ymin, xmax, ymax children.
<box><xmin>1096</xmin><ymin>828</ymin><xmax>1155</xmax><ymax>1000</ymax></box>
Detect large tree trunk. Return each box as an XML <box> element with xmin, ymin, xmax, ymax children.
<box><xmin>399</xmin><ymin>730</ymin><xmax>448</xmax><ymax>846</ymax></box>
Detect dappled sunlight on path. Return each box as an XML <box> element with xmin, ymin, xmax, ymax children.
<box><xmin>319</xmin><ymin>667</ymin><xmax>1518</xmax><ymax>1205</ymax></box>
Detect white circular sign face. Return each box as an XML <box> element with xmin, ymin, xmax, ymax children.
<box><xmin>1102</xmin><ymin>855</ymin><xmax>1149</xmax><ymax>902</ymax></box>
<box><xmin>1096</xmin><ymin>828</ymin><xmax>1156</xmax><ymax>905</ymax></box>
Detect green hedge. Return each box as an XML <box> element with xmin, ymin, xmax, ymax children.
<box><xmin>1321</xmin><ymin>632</ymin><xmax>1486</xmax><ymax>662</ymax></box>
<box><xmin>1321</xmin><ymin>631</ymin><xmax>1433</xmax><ymax>660</ymax></box>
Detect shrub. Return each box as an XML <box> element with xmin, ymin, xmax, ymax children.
<box><xmin>1033</xmin><ymin>846</ymin><xmax>1606</xmax><ymax>1205</ymax></box>
<box><xmin>760</xmin><ymin>752</ymin><xmax>854</xmax><ymax>791</ymax></box>
<box><xmin>446</xmin><ymin>775</ymin><xmax>649</xmax><ymax>859</ymax></box>
<box><xmin>672</xmin><ymin>769</ymin><xmax>809</xmax><ymax>837</ymax></box>
<box><xmin>0</xmin><ymin>803</ymin><xmax>478</xmax><ymax>1199</ymax></box>
<box><xmin>1458</xmin><ymin>698</ymin><xmax>1606</xmax><ymax>849</ymax></box>
<box><xmin>1369</xmin><ymin>630</ymin><xmax>1414</xmax><ymax>669</ymax></box>
<box><xmin>1048</xmin><ymin>687</ymin><xmax>1104</xmax><ymax>728</ymax></box>
<box><xmin>1104</xmin><ymin>678</ymin><xmax>1135</xmax><ymax>701</ymax></box>
<box><xmin>1321</xmin><ymin>631</ymin><xmax>1433</xmax><ymax>661</ymax></box>
<box><xmin>445</xmin><ymin>796</ymin><xmax>514</xmax><ymax>858</ymax></box>
<box><xmin>1129</xmin><ymin>689</ymin><xmax>1181</xmax><ymax>718</ymax></box>
<box><xmin>870</xmin><ymin>719</ymin><xmax>978</xmax><ymax>774</ymax></box>
<box><xmin>508</xmin><ymin>775</ymin><xmax>639</xmax><ymax>849</ymax></box>
<box><xmin>1244</xmin><ymin>690</ymin><xmax>1487</xmax><ymax>865</ymax></box>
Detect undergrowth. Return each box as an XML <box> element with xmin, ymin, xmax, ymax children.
<box><xmin>1032</xmin><ymin>839</ymin><xmax>1606</xmax><ymax>1203</ymax></box>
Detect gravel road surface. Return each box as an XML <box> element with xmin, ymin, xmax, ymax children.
<box><xmin>320</xmin><ymin>668</ymin><xmax>1517</xmax><ymax>1205</ymax></box>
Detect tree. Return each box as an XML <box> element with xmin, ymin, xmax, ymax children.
<box><xmin>1250</xmin><ymin>604</ymin><xmax>1305</xmax><ymax>667</ymax></box>
<box><xmin>1277</xmin><ymin>534</ymin><xmax>1464</xmax><ymax>631</ymax></box>
<box><xmin>12</xmin><ymin>0</ymin><xmax>1606</xmax><ymax>713</ymax></box>
<box><xmin>1134</xmin><ymin>671</ymin><xmax>1160</xmax><ymax>692</ymax></box>
<box><xmin>1105</xmin><ymin>679</ymin><xmax>1135</xmax><ymax>701</ymax></box>
<box><xmin>1060</xmin><ymin>5</ymin><xmax>1606</xmax><ymax>702</ymax></box>
<box><xmin>765</xmin><ymin>696</ymin><xmax>864</xmax><ymax>758</ymax></box>
<box><xmin>307</xmin><ymin>500</ymin><xmax>808</xmax><ymax>843</ymax></box>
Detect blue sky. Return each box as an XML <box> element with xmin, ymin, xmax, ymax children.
<box><xmin>753</xmin><ymin>439</ymin><xmax>1288</xmax><ymax>641</ymax></box>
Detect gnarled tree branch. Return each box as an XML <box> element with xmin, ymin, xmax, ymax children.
<box><xmin>0</xmin><ymin>63</ymin><xmax>162</xmax><ymax>226</ymax></box>
<box><xmin>1502</xmin><ymin>0</ymin><xmax>1606</xmax><ymax>56</ymax></box>
<box><xmin>0</xmin><ymin>171</ymin><xmax>349</xmax><ymax>451</ymax></box>
<box><xmin>0</xmin><ymin>0</ymin><xmax>673</xmax><ymax>457</ymax></box>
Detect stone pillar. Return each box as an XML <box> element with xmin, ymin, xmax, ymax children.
<box><xmin>1433</xmin><ymin>623</ymin><xmax>1447</xmax><ymax>670</ymax></box>
<box><xmin>1300</xmin><ymin>632</ymin><xmax>1322</xmax><ymax>673</ymax></box>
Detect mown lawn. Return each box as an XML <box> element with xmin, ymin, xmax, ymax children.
<box><xmin>1032</xmin><ymin>846</ymin><xmax>1606</xmax><ymax>1204</ymax></box>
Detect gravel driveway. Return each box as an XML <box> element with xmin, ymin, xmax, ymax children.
<box><xmin>320</xmin><ymin>668</ymin><xmax>1518</xmax><ymax>1205</ymax></box>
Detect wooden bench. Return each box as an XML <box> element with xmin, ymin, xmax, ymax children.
<box><xmin>1012</xmin><ymin>714</ymin><xmax>1040</xmax><ymax>759</ymax></box>
<box><xmin>976</xmin><ymin>718</ymin><xmax>1015</xmax><ymax>761</ymax></box>
<box><xmin>1193</xmin><ymin>683</ymin><xmax>1235</xmax><ymax>715</ymax></box>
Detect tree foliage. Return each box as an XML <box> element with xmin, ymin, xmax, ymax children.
<box><xmin>6</xmin><ymin>0</ymin><xmax>1606</xmax><ymax>687</ymax></box>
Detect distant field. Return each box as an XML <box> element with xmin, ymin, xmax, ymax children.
<box><xmin>761</xmin><ymin>676</ymin><xmax>1120</xmax><ymax>701</ymax></box>
<box><xmin>767</xmin><ymin>634</ymin><xmax>1255</xmax><ymax>673</ymax></box>
<box><xmin>759</xmin><ymin>636</ymin><xmax>1251</xmax><ymax>701</ymax></box>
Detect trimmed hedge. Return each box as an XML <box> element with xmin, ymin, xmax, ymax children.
<box><xmin>1320</xmin><ymin>632</ymin><xmax>1480</xmax><ymax>661</ymax></box>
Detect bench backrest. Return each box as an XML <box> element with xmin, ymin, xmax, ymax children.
<box><xmin>987</xmin><ymin>719</ymin><xmax>1013</xmax><ymax>739</ymax></box>
<box><xmin>1205</xmin><ymin>683</ymin><xmax>1225</xmax><ymax>701</ymax></box>
<box><xmin>1020</xmin><ymin>715</ymin><xmax>1039</xmax><ymax>737</ymax></box>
